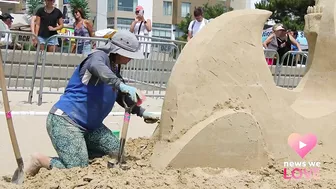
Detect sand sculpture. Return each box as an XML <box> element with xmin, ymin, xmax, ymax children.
<box><xmin>290</xmin><ymin>0</ymin><xmax>336</xmax><ymax>118</ymax></box>
<box><xmin>293</xmin><ymin>0</ymin><xmax>323</xmax><ymax>92</ymax></box>
<box><xmin>150</xmin><ymin>0</ymin><xmax>336</xmax><ymax>170</ymax></box>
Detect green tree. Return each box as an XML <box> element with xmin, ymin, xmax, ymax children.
<box><xmin>69</xmin><ymin>0</ymin><xmax>91</xmax><ymax>19</ymax></box>
<box><xmin>203</xmin><ymin>2</ymin><xmax>233</xmax><ymax>19</ymax></box>
<box><xmin>176</xmin><ymin>13</ymin><xmax>193</xmax><ymax>41</ymax></box>
<box><xmin>255</xmin><ymin>0</ymin><xmax>315</xmax><ymax>30</ymax></box>
<box><xmin>176</xmin><ymin>3</ymin><xmax>232</xmax><ymax>41</ymax></box>
<box><xmin>26</xmin><ymin>0</ymin><xmax>43</xmax><ymax>16</ymax></box>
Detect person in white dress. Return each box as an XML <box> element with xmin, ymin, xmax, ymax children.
<box><xmin>130</xmin><ymin>5</ymin><xmax>152</xmax><ymax>57</ymax></box>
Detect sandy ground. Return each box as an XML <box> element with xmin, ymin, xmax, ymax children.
<box><xmin>1</xmin><ymin>138</ymin><xmax>336</xmax><ymax>188</ymax></box>
<box><xmin>0</xmin><ymin>90</ymin><xmax>163</xmax><ymax>176</ymax></box>
<box><xmin>1</xmin><ymin>91</ymin><xmax>336</xmax><ymax>188</ymax></box>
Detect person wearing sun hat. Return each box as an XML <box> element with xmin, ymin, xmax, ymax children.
<box><xmin>25</xmin><ymin>30</ymin><xmax>160</xmax><ymax>176</ymax></box>
<box><xmin>273</xmin><ymin>24</ymin><xmax>302</xmax><ymax>65</ymax></box>
<box><xmin>263</xmin><ymin>23</ymin><xmax>301</xmax><ymax>65</ymax></box>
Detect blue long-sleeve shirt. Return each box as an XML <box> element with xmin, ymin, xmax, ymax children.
<box><xmin>52</xmin><ymin>50</ymin><xmax>145</xmax><ymax>131</ymax></box>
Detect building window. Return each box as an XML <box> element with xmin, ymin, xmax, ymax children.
<box><xmin>163</xmin><ymin>1</ymin><xmax>172</xmax><ymax>16</ymax></box>
<box><xmin>107</xmin><ymin>17</ymin><xmax>114</xmax><ymax>25</ymax></box>
<box><xmin>117</xmin><ymin>18</ymin><xmax>134</xmax><ymax>25</ymax></box>
<box><xmin>118</xmin><ymin>0</ymin><xmax>138</xmax><ymax>12</ymax></box>
<box><xmin>108</xmin><ymin>0</ymin><xmax>114</xmax><ymax>12</ymax></box>
<box><xmin>152</xmin><ymin>29</ymin><xmax>171</xmax><ymax>39</ymax></box>
<box><xmin>181</xmin><ymin>2</ymin><xmax>190</xmax><ymax>17</ymax></box>
<box><xmin>107</xmin><ymin>17</ymin><xmax>134</xmax><ymax>28</ymax></box>
<box><xmin>152</xmin><ymin>23</ymin><xmax>171</xmax><ymax>29</ymax></box>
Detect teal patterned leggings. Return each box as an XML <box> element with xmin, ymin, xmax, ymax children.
<box><xmin>46</xmin><ymin>113</ymin><xmax>120</xmax><ymax>169</ymax></box>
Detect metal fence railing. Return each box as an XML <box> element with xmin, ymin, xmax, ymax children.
<box><xmin>264</xmin><ymin>49</ymin><xmax>309</xmax><ymax>89</ymax></box>
<box><xmin>36</xmin><ymin>35</ymin><xmax>109</xmax><ymax>105</ymax></box>
<box><xmin>135</xmin><ymin>35</ymin><xmax>186</xmax><ymax>56</ymax></box>
<box><xmin>0</xmin><ymin>30</ymin><xmax>41</xmax><ymax>103</ymax></box>
<box><xmin>121</xmin><ymin>41</ymin><xmax>179</xmax><ymax>96</ymax></box>
<box><xmin>36</xmin><ymin>35</ymin><xmax>179</xmax><ymax>105</ymax></box>
<box><xmin>275</xmin><ymin>51</ymin><xmax>309</xmax><ymax>89</ymax></box>
<box><xmin>264</xmin><ymin>49</ymin><xmax>280</xmax><ymax>84</ymax></box>
<box><xmin>0</xmin><ymin>30</ymin><xmax>310</xmax><ymax>105</ymax></box>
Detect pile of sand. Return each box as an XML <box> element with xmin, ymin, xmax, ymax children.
<box><xmin>1</xmin><ymin>138</ymin><xmax>336</xmax><ymax>189</ymax></box>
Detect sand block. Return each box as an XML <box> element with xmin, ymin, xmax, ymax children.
<box><xmin>151</xmin><ymin>110</ymin><xmax>269</xmax><ymax>169</ymax></box>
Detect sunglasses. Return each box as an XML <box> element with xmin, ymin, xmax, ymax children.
<box><xmin>135</xmin><ymin>10</ymin><xmax>144</xmax><ymax>14</ymax></box>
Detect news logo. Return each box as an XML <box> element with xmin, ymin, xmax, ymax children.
<box><xmin>284</xmin><ymin>133</ymin><xmax>319</xmax><ymax>180</ymax></box>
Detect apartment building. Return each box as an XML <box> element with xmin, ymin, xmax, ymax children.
<box><xmin>230</xmin><ymin>0</ymin><xmax>265</xmax><ymax>10</ymax></box>
<box><xmin>172</xmin><ymin>0</ymin><xmax>229</xmax><ymax>24</ymax></box>
<box><xmin>79</xmin><ymin>0</ymin><xmax>228</xmax><ymax>40</ymax></box>
<box><xmin>0</xmin><ymin>0</ymin><xmax>25</xmax><ymax>14</ymax></box>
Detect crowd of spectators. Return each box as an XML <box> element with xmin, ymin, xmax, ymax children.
<box><xmin>0</xmin><ymin>0</ymin><xmax>95</xmax><ymax>54</ymax></box>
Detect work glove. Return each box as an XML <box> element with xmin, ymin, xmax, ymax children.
<box><xmin>142</xmin><ymin>111</ymin><xmax>160</xmax><ymax>124</ymax></box>
<box><xmin>119</xmin><ymin>83</ymin><xmax>139</xmax><ymax>103</ymax></box>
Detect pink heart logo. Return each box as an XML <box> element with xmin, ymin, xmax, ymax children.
<box><xmin>288</xmin><ymin>133</ymin><xmax>317</xmax><ymax>159</ymax></box>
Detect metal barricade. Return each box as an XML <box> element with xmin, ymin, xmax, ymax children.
<box><xmin>0</xmin><ymin>30</ymin><xmax>41</xmax><ymax>103</ymax></box>
<box><xmin>37</xmin><ymin>35</ymin><xmax>179</xmax><ymax>105</ymax></box>
<box><xmin>135</xmin><ymin>35</ymin><xmax>186</xmax><ymax>56</ymax></box>
<box><xmin>264</xmin><ymin>49</ymin><xmax>280</xmax><ymax>83</ymax></box>
<box><xmin>276</xmin><ymin>51</ymin><xmax>309</xmax><ymax>89</ymax></box>
<box><xmin>121</xmin><ymin>41</ymin><xmax>179</xmax><ymax>97</ymax></box>
<box><xmin>37</xmin><ymin>35</ymin><xmax>109</xmax><ymax>105</ymax></box>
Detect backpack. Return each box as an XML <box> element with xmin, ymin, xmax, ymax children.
<box><xmin>190</xmin><ymin>19</ymin><xmax>209</xmax><ymax>36</ymax></box>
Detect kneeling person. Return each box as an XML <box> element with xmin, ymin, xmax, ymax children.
<box><xmin>26</xmin><ymin>31</ymin><xmax>159</xmax><ymax>176</ymax></box>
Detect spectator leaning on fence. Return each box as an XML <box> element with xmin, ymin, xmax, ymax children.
<box><xmin>35</xmin><ymin>0</ymin><xmax>64</xmax><ymax>52</ymax></box>
<box><xmin>0</xmin><ymin>12</ymin><xmax>13</xmax><ymax>48</ymax></box>
<box><xmin>71</xmin><ymin>7</ymin><xmax>94</xmax><ymax>55</ymax></box>
<box><xmin>263</xmin><ymin>24</ymin><xmax>281</xmax><ymax>65</ymax></box>
<box><xmin>274</xmin><ymin>25</ymin><xmax>302</xmax><ymax>66</ymax></box>
<box><xmin>262</xmin><ymin>24</ymin><xmax>301</xmax><ymax>65</ymax></box>
<box><xmin>263</xmin><ymin>24</ymin><xmax>281</xmax><ymax>50</ymax></box>
<box><xmin>187</xmin><ymin>7</ymin><xmax>209</xmax><ymax>41</ymax></box>
<box><xmin>25</xmin><ymin>30</ymin><xmax>160</xmax><ymax>176</ymax></box>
